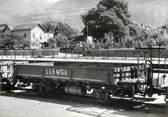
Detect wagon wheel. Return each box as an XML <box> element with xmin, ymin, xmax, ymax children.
<box><xmin>96</xmin><ymin>90</ymin><xmax>110</xmax><ymax>104</ymax></box>
<box><xmin>145</xmin><ymin>60</ymin><xmax>153</xmax><ymax>78</ymax></box>
<box><xmin>144</xmin><ymin>60</ymin><xmax>154</xmax><ymax>97</ymax></box>
<box><xmin>146</xmin><ymin>87</ymin><xmax>153</xmax><ymax>97</ymax></box>
<box><xmin>39</xmin><ymin>85</ymin><xmax>48</xmax><ymax>96</ymax></box>
<box><xmin>127</xmin><ymin>85</ymin><xmax>135</xmax><ymax>98</ymax></box>
<box><xmin>145</xmin><ymin>60</ymin><xmax>153</xmax><ymax>85</ymax></box>
<box><xmin>138</xmin><ymin>83</ymin><xmax>147</xmax><ymax>97</ymax></box>
<box><xmin>0</xmin><ymin>78</ymin><xmax>14</xmax><ymax>90</ymax></box>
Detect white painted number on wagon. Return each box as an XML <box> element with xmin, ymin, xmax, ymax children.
<box><xmin>45</xmin><ymin>68</ymin><xmax>68</xmax><ymax>76</ymax></box>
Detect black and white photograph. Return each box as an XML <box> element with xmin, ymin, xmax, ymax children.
<box><xmin>0</xmin><ymin>0</ymin><xmax>168</xmax><ymax>117</ymax></box>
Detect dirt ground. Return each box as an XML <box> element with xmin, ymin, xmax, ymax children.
<box><xmin>0</xmin><ymin>90</ymin><xmax>167</xmax><ymax>117</ymax></box>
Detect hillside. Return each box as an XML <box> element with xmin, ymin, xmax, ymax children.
<box><xmin>0</xmin><ymin>0</ymin><xmax>168</xmax><ymax>30</ymax></box>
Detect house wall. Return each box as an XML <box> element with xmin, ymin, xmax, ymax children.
<box><xmin>12</xmin><ymin>25</ymin><xmax>53</xmax><ymax>49</ymax></box>
<box><xmin>13</xmin><ymin>30</ymin><xmax>31</xmax><ymax>41</ymax></box>
<box><xmin>30</xmin><ymin>26</ymin><xmax>46</xmax><ymax>49</ymax></box>
<box><xmin>4</xmin><ymin>27</ymin><xmax>12</xmax><ymax>37</ymax></box>
<box><xmin>44</xmin><ymin>33</ymin><xmax>53</xmax><ymax>41</ymax></box>
<box><xmin>12</xmin><ymin>29</ymin><xmax>31</xmax><ymax>48</ymax></box>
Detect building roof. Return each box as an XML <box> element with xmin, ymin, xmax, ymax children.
<box><xmin>13</xmin><ymin>23</ymin><xmax>47</xmax><ymax>32</ymax></box>
<box><xmin>0</xmin><ymin>24</ymin><xmax>10</xmax><ymax>32</ymax></box>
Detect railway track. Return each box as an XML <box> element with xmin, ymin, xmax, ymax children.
<box><xmin>0</xmin><ymin>88</ymin><xmax>168</xmax><ymax>116</ymax></box>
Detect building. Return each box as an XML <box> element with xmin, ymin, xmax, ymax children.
<box><xmin>73</xmin><ymin>35</ymin><xmax>86</xmax><ymax>48</ymax></box>
<box><xmin>13</xmin><ymin>23</ymin><xmax>53</xmax><ymax>49</ymax></box>
<box><xmin>0</xmin><ymin>24</ymin><xmax>12</xmax><ymax>39</ymax></box>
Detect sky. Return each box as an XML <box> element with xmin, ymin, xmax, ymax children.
<box><xmin>44</xmin><ymin>0</ymin><xmax>61</xmax><ymax>3</ymax></box>
<box><xmin>0</xmin><ymin>0</ymin><xmax>167</xmax><ymax>30</ymax></box>
<box><xmin>22</xmin><ymin>0</ymin><xmax>61</xmax><ymax>3</ymax></box>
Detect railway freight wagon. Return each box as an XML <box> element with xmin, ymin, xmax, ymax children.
<box><xmin>12</xmin><ymin>60</ymin><xmax>159</xmax><ymax>101</ymax></box>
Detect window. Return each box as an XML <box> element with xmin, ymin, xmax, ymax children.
<box><xmin>24</xmin><ymin>33</ymin><xmax>27</xmax><ymax>37</ymax></box>
<box><xmin>40</xmin><ymin>33</ymin><xmax>42</xmax><ymax>39</ymax></box>
<box><xmin>33</xmin><ymin>33</ymin><xmax>35</xmax><ymax>38</ymax></box>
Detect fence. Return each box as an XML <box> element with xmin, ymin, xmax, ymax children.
<box><xmin>66</xmin><ymin>47</ymin><xmax>168</xmax><ymax>59</ymax></box>
<box><xmin>0</xmin><ymin>47</ymin><xmax>167</xmax><ymax>60</ymax></box>
<box><xmin>0</xmin><ymin>49</ymin><xmax>59</xmax><ymax>58</ymax></box>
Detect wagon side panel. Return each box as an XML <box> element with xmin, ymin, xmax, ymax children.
<box><xmin>72</xmin><ymin>68</ymin><xmax>113</xmax><ymax>84</ymax></box>
<box><xmin>15</xmin><ymin>65</ymin><xmax>43</xmax><ymax>78</ymax></box>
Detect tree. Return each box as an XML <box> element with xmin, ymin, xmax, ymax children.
<box><xmin>42</xmin><ymin>22</ymin><xmax>80</xmax><ymax>48</ymax></box>
<box><xmin>124</xmin><ymin>36</ymin><xmax>134</xmax><ymax>48</ymax></box>
<box><xmin>155</xmin><ymin>25</ymin><xmax>168</xmax><ymax>46</ymax></box>
<box><xmin>81</xmin><ymin>0</ymin><xmax>130</xmax><ymax>48</ymax></box>
<box><xmin>128</xmin><ymin>22</ymin><xmax>159</xmax><ymax>48</ymax></box>
<box><xmin>42</xmin><ymin>38</ymin><xmax>57</xmax><ymax>49</ymax></box>
<box><xmin>103</xmin><ymin>32</ymin><xmax>115</xmax><ymax>48</ymax></box>
<box><xmin>0</xmin><ymin>35</ymin><xmax>29</xmax><ymax>49</ymax></box>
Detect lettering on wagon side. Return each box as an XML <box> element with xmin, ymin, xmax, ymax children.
<box><xmin>45</xmin><ymin>67</ymin><xmax>69</xmax><ymax>77</ymax></box>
